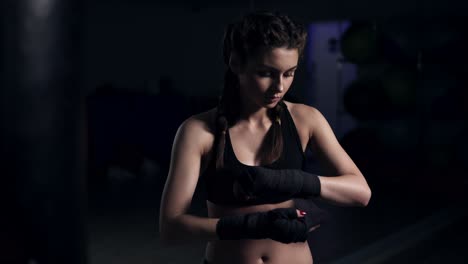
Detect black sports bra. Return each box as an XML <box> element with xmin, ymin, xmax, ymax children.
<box><xmin>204</xmin><ymin>103</ymin><xmax>306</xmax><ymax>206</ymax></box>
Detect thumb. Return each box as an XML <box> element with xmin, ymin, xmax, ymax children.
<box><xmin>296</xmin><ymin>209</ymin><xmax>306</xmax><ymax>218</ymax></box>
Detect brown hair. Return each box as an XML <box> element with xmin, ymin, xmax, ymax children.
<box><xmin>215</xmin><ymin>11</ymin><xmax>307</xmax><ymax>169</ymax></box>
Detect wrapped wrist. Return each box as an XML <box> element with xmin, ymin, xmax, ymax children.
<box><xmin>299</xmin><ymin>172</ymin><xmax>321</xmax><ymax>197</ymax></box>
<box><xmin>216</xmin><ymin>212</ymin><xmax>268</xmax><ymax>240</ymax></box>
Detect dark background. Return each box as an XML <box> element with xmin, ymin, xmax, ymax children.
<box><xmin>1</xmin><ymin>0</ymin><xmax>468</xmax><ymax>263</ymax></box>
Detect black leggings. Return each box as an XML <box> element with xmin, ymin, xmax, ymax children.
<box><xmin>202</xmin><ymin>259</ymin><xmax>212</xmax><ymax>264</ymax></box>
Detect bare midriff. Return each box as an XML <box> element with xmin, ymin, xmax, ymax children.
<box><xmin>204</xmin><ymin>200</ymin><xmax>313</xmax><ymax>264</ymax></box>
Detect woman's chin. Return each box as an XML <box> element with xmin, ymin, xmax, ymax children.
<box><xmin>264</xmin><ymin>97</ymin><xmax>282</xmax><ymax>107</ymax></box>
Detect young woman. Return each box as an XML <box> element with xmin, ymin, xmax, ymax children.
<box><xmin>159</xmin><ymin>11</ymin><xmax>372</xmax><ymax>264</ymax></box>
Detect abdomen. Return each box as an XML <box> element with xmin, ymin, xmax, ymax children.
<box><xmin>205</xmin><ymin>200</ymin><xmax>313</xmax><ymax>264</ymax></box>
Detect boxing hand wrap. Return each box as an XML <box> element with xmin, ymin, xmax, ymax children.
<box><xmin>215</xmin><ymin>210</ymin><xmax>269</xmax><ymax>240</ymax></box>
<box><xmin>294</xmin><ymin>198</ymin><xmax>331</xmax><ymax>228</ymax></box>
<box><xmin>234</xmin><ymin>167</ymin><xmax>321</xmax><ymax>202</ymax></box>
<box><xmin>216</xmin><ymin>208</ymin><xmax>309</xmax><ymax>243</ymax></box>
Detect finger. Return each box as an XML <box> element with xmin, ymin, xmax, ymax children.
<box><xmin>296</xmin><ymin>209</ymin><xmax>306</xmax><ymax>218</ymax></box>
<box><xmin>308</xmin><ymin>224</ymin><xmax>321</xmax><ymax>232</ymax></box>
<box><xmin>296</xmin><ymin>209</ymin><xmax>301</xmax><ymax>217</ymax></box>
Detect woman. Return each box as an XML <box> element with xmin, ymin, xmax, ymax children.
<box><xmin>159</xmin><ymin>11</ymin><xmax>372</xmax><ymax>264</ymax></box>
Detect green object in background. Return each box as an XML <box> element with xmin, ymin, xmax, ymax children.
<box><xmin>340</xmin><ymin>22</ymin><xmax>380</xmax><ymax>65</ymax></box>
<box><xmin>381</xmin><ymin>68</ymin><xmax>417</xmax><ymax>112</ymax></box>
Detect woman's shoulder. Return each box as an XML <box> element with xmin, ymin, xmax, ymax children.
<box><xmin>283</xmin><ymin>101</ymin><xmax>319</xmax><ymax>120</ymax></box>
<box><xmin>179</xmin><ymin>107</ymin><xmax>217</xmax><ymax>133</ymax></box>
<box><xmin>176</xmin><ymin>108</ymin><xmax>217</xmax><ymax>152</ymax></box>
<box><xmin>186</xmin><ymin>107</ymin><xmax>217</xmax><ymax>132</ymax></box>
<box><xmin>283</xmin><ymin>101</ymin><xmax>320</xmax><ymax>136</ymax></box>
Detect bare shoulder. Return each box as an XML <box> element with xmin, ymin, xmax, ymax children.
<box><xmin>283</xmin><ymin>101</ymin><xmax>319</xmax><ymax>136</ymax></box>
<box><xmin>177</xmin><ymin>107</ymin><xmax>217</xmax><ymax>154</ymax></box>
<box><xmin>283</xmin><ymin>101</ymin><xmax>318</xmax><ymax>117</ymax></box>
<box><xmin>183</xmin><ymin>107</ymin><xmax>217</xmax><ymax>132</ymax></box>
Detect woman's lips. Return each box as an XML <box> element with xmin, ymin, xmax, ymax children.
<box><xmin>266</xmin><ymin>96</ymin><xmax>281</xmax><ymax>102</ymax></box>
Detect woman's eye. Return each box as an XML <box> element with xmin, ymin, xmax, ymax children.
<box><xmin>257</xmin><ymin>71</ymin><xmax>272</xmax><ymax>77</ymax></box>
<box><xmin>285</xmin><ymin>71</ymin><xmax>295</xmax><ymax>77</ymax></box>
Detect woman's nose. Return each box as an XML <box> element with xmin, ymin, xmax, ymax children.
<box><xmin>273</xmin><ymin>76</ymin><xmax>284</xmax><ymax>92</ymax></box>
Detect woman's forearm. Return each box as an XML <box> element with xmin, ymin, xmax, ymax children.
<box><xmin>318</xmin><ymin>174</ymin><xmax>371</xmax><ymax>207</ymax></box>
<box><xmin>159</xmin><ymin>214</ymin><xmax>219</xmax><ymax>246</ymax></box>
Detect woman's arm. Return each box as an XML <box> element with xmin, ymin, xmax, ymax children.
<box><xmin>308</xmin><ymin>107</ymin><xmax>372</xmax><ymax>207</ymax></box>
<box><xmin>159</xmin><ymin>115</ymin><xmax>219</xmax><ymax>246</ymax></box>
<box><xmin>159</xmin><ymin>112</ymin><xmax>317</xmax><ymax>246</ymax></box>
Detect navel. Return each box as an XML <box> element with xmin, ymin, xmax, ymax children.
<box><xmin>261</xmin><ymin>255</ymin><xmax>270</xmax><ymax>262</ymax></box>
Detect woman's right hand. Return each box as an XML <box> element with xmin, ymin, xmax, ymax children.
<box><xmin>296</xmin><ymin>209</ymin><xmax>321</xmax><ymax>232</ymax></box>
<box><xmin>216</xmin><ymin>207</ymin><xmax>319</xmax><ymax>244</ymax></box>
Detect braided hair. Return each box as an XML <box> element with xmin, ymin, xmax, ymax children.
<box><xmin>215</xmin><ymin>11</ymin><xmax>307</xmax><ymax>169</ymax></box>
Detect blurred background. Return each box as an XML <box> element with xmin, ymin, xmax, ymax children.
<box><xmin>1</xmin><ymin>0</ymin><xmax>468</xmax><ymax>263</ymax></box>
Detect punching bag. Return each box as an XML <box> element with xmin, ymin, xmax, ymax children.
<box><xmin>1</xmin><ymin>0</ymin><xmax>86</xmax><ymax>263</ymax></box>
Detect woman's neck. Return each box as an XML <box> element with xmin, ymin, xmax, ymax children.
<box><xmin>237</xmin><ymin>99</ymin><xmax>272</xmax><ymax>128</ymax></box>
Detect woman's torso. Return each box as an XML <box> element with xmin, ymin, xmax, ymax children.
<box><xmin>199</xmin><ymin>101</ymin><xmax>313</xmax><ymax>264</ymax></box>
<box><xmin>205</xmin><ymin>201</ymin><xmax>313</xmax><ymax>264</ymax></box>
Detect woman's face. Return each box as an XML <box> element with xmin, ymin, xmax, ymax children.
<box><xmin>236</xmin><ymin>47</ymin><xmax>299</xmax><ymax>109</ymax></box>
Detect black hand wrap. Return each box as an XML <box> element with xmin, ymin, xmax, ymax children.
<box><xmin>294</xmin><ymin>198</ymin><xmax>331</xmax><ymax>228</ymax></box>
<box><xmin>216</xmin><ymin>208</ymin><xmax>310</xmax><ymax>243</ymax></box>
<box><xmin>232</xmin><ymin>167</ymin><xmax>321</xmax><ymax>203</ymax></box>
